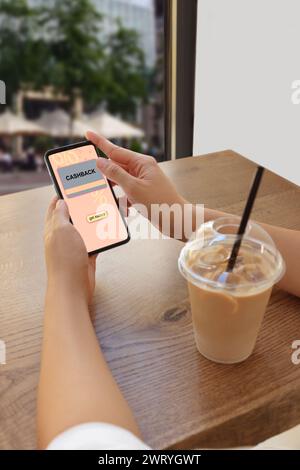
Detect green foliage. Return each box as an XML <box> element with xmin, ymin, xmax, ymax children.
<box><xmin>34</xmin><ymin>135</ymin><xmax>55</xmax><ymax>154</ymax></box>
<box><xmin>129</xmin><ymin>138</ymin><xmax>143</xmax><ymax>153</ymax></box>
<box><xmin>104</xmin><ymin>21</ymin><xmax>147</xmax><ymax>118</ymax></box>
<box><xmin>0</xmin><ymin>0</ymin><xmax>148</xmax><ymax>115</ymax></box>
<box><xmin>38</xmin><ymin>0</ymin><xmax>106</xmax><ymax>106</ymax></box>
<box><xmin>0</xmin><ymin>0</ymin><xmax>49</xmax><ymax>103</ymax></box>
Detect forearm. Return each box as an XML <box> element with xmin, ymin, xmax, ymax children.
<box><xmin>37</xmin><ymin>279</ymin><xmax>140</xmax><ymax>449</ymax></box>
<box><xmin>200</xmin><ymin>206</ymin><xmax>300</xmax><ymax>297</ymax></box>
<box><xmin>167</xmin><ymin>198</ymin><xmax>299</xmax><ymax>296</ymax></box>
<box><xmin>247</xmin><ymin>223</ymin><xmax>300</xmax><ymax>297</ymax></box>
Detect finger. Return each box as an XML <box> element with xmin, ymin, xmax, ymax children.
<box><xmin>53</xmin><ymin>199</ymin><xmax>70</xmax><ymax>226</ymax></box>
<box><xmin>117</xmin><ymin>195</ymin><xmax>131</xmax><ymax>216</ymax></box>
<box><xmin>86</xmin><ymin>130</ymin><xmax>139</xmax><ymax>165</ymax></box>
<box><xmin>86</xmin><ymin>130</ymin><xmax>114</xmax><ymax>154</ymax></box>
<box><xmin>119</xmin><ymin>202</ymin><xmax>130</xmax><ymax>217</ymax></box>
<box><xmin>100</xmin><ymin>159</ymin><xmax>128</xmax><ymax>172</ymax></box>
<box><xmin>89</xmin><ymin>253</ymin><xmax>98</xmax><ymax>265</ymax></box>
<box><xmin>45</xmin><ymin>195</ymin><xmax>58</xmax><ymax>223</ymax></box>
<box><xmin>112</xmin><ymin>161</ymin><xmax>128</xmax><ymax>171</ymax></box>
<box><xmin>96</xmin><ymin>158</ymin><xmax>136</xmax><ymax>192</ymax></box>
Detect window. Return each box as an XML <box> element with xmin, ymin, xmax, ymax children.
<box><xmin>0</xmin><ymin>0</ymin><xmax>166</xmax><ymax>194</ymax></box>
<box><xmin>164</xmin><ymin>0</ymin><xmax>198</xmax><ymax>159</ymax></box>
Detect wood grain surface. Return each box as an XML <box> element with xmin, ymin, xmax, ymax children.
<box><xmin>0</xmin><ymin>150</ymin><xmax>300</xmax><ymax>449</ymax></box>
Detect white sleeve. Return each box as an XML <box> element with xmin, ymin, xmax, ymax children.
<box><xmin>47</xmin><ymin>422</ymin><xmax>150</xmax><ymax>450</ymax></box>
<box><xmin>254</xmin><ymin>424</ymin><xmax>300</xmax><ymax>450</ymax></box>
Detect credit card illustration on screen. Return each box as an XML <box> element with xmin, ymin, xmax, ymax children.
<box><xmin>58</xmin><ymin>160</ymin><xmax>107</xmax><ymax>198</ymax></box>
<box><xmin>46</xmin><ymin>143</ymin><xmax>129</xmax><ymax>254</ymax></box>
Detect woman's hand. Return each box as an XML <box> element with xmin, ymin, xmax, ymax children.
<box><xmin>44</xmin><ymin>197</ymin><xmax>97</xmax><ymax>304</ymax></box>
<box><xmin>86</xmin><ymin>131</ymin><xmax>185</xmax><ymax>215</ymax></box>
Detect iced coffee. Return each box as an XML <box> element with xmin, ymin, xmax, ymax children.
<box><xmin>178</xmin><ymin>218</ymin><xmax>285</xmax><ymax>363</ymax></box>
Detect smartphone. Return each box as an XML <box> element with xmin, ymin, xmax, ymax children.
<box><xmin>44</xmin><ymin>140</ymin><xmax>130</xmax><ymax>255</ymax></box>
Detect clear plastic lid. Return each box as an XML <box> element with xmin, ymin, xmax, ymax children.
<box><xmin>178</xmin><ymin>217</ymin><xmax>285</xmax><ymax>293</ymax></box>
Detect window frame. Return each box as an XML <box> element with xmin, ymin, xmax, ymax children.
<box><xmin>164</xmin><ymin>0</ymin><xmax>198</xmax><ymax>160</ymax></box>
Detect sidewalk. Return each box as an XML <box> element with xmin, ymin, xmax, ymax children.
<box><xmin>0</xmin><ymin>171</ymin><xmax>50</xmax><ymax>196</ymax></box>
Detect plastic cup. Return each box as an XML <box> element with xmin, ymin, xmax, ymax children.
<box><xmin>178</xmin><ymin>217</ymin><xmax>285</xmax><ymax>364</ymax></box>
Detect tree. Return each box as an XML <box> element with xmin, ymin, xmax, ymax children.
<box><xmin>38</xmin><ymin>0</ymin><xmax>106</xmax><ymax>108</ymax></box>
<box><xmin>0</xmin><ymin>0</ymin><xmax>149</xmax><ymax>118</ymax></box>
<box><xmin>103</xmin><ymin>22</ymin><xmax>147</xmax><ymax>118</ymax></box>
<box><xmin>0</xmin><ymin>0</ymin><xmax>49</xmax><ymax>105</ymax></box>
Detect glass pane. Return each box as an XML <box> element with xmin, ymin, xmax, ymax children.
<box><xmin>0</xmin><ymin>0</ymin><xmax>165</xmax><ymax>196</ymax></box>
<box><xmin>194</xmin><ymin>0</ymin><xmax>300</xmax><ymax>186</ymax></box>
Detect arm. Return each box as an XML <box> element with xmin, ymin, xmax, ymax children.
<box><xmin>86</xmin><ymin>131</ymin><xmax>300</xmax><ymax>298</ymax></box>
<box><xmin>37</xmin><ymin>198</ymin><xmax>140</xmax><ymax>449</ymax></box>
<box><xmin>203</xmin><ymin>207</ymin><xmax>300</xmax><ymax>298</ymax></box>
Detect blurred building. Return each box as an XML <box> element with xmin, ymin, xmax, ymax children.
<box><xmin>94</xmin><ymin>0</ymin><xmax>156</xmax><ymax>69</ymax></box>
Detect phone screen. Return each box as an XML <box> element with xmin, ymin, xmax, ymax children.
<box><xmin>47</xmin><ymin>144</ymin><xmax>129</xmax><ymax>254</ymax></box>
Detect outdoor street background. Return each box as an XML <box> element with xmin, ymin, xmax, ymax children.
<box><xmin>0</xmin><ymin>0</ymin><xmax>164</xmax><ymax>195</ymax></box>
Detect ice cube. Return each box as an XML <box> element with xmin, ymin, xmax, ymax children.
<box><xmin>243</xmin><ymin>264</ymin><xmax>266</xmax><ymax>282</ymax></box>
<box><xmin>200</xmin><ymin>246</ymin><xmax>229</xmax><ymax>265</ymax></box>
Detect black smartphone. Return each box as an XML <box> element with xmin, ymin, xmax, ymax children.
<box><xmin>44</xmin><ymin>140</ymin><xmax>130</xmax><ymax>255</ymax></box>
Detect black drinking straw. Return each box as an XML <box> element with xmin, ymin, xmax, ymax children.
<box><xmin>226</xmin><ymin>165</ymin><xmax>265</xmax><ymax>272</ymax></box>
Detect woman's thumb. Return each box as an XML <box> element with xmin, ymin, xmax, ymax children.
<box><xmin>54</xmin><ymin>199</ymin><xmax>70</xmax><ymax>225</ymax></box>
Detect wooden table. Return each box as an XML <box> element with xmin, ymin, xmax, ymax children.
<box><xmin>0</xmin><ymin>151</ymin><xmax>300</xmax><ymax>450</ymax></box>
